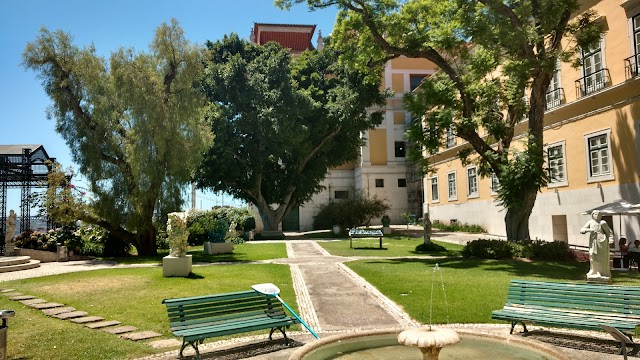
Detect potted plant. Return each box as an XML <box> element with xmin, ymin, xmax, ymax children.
<box><xmin>243</xmin><ymin>217</ymin><xmax>256</xmax><ymax>241</ymax></box>
<box><xmin>381</xmin><ymin>214</ymin><xmax>392</xmax><ymax>234</ymax></box>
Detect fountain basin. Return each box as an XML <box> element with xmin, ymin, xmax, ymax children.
<box><xmin>288</xmin><ymin>328</ymin><xmax>566</xmax><ymax>360</ymax></box>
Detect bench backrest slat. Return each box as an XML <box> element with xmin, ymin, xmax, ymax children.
<box><xmin>506</xmin><ymin>280</ymin><xmax>640</xmax><ymax>315</ymax></box>
<box><xmin>163</xmin><ymin>290</ymin><xmax>288</xmax><ymax>329</ymax></box>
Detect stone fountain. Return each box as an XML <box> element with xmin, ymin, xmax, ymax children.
<box><xmin>397</xmin><ymin>263</ymin><xmax>461</xmax><ymax>359</ymax></box>
<box><xmin>397</xmin><ymin>326</ymin><xmax>461</xmax><ymax>360</ymax></box>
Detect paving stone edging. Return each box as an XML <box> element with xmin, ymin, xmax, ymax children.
<box><xmin>0</xmin><ymin>288</ymin><xmax>165</xmax><ymax>343</ymax></box>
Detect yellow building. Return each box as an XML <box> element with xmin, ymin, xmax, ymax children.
<box><xmin>298</xmin><ymin>57</ymin><xmax>437</xmax><ymax>230</ymax></box>
<box><xmin>425</xmin><ymin>0</ymin><xmax>640</xmax><ymax>247</ymax></box>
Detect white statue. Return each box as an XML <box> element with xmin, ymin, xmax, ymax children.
<box><xmin>5</xmin><ymin>210</ymin><xmax>17</xmax><ymax>245</ymax></box>
<box><xmin>580</xmin><ymin>210</ymin><xmax>612</xmax><ymax>280</ymax></box>
<box><xmin>167</xmin><ymin>212</ymin><xmax>189</xmax><ymax>257</ymax></box>
<box><xmin>226</xmin><ymin>222</ymin><xmax>237</xmax><ymax>240</ymax></box>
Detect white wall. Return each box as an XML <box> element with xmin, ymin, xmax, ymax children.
<box><xmin>426</xmin><ymin>183</ymin><xmax>640</xmax><ymax>248</ymax></box>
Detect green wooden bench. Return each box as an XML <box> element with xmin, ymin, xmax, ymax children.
<box><xmin>492</xmin><ymin>280</ymin><xmax>640</xmax><ymax>353</ymax></box>
<box><xmin>163</xmin><ymin>290</ymin><xmax>300</xmax><ymax>359</ymax></box>
<box><xmin>348</xmin><ymin>228</ymin><xmax>384</xmax><ymax>249</ymax></box>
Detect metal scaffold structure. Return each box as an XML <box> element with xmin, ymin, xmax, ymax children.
<box><xmin>0</xmin><ymin>145</ymin><xmax>55</xmax><ymax>238</ymax></box>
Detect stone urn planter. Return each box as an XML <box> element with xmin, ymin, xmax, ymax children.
<box><xmin>163</xmin><ymin>212</ymin><xmax>192</xmax><ymax>277</ymax></box>
<box><xmin>204</xmin><ymin>241</ymin><xmax>234</xmax><ymax>255</ymax></box>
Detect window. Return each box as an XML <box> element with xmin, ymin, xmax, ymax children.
<box><xmin>410</xmin><ymin>75</ymin><xmax>426</xmax><ymax>91</ymax></box>
<box><xmin>546</xmin><ymin>67</ymin><xmax>563</xmax><ymax>110</ymax></box>
<box><xmin>395</xmin><ymin>141</ymin><xmax>406</xmax><ymax>157</ymax></box>
<box><xmin>626</xmin><ymin>14</ymin><xmax>640</xmax><ymax>78</ymax></box>
<box><xmin>467</xmin><ymin>167</ymin><xmax>478</xmax><ymax>197</ymax></box>
<box><xmin>445</xmin><ymin>125</ymin><xmax>456</xmax><ymax>148</ymax></box>
<box><xmin>580</xmin><ymin>39</ymin><xmax>607</xmax><ymax>96</ymax></box>
<box><xmin>334</xmin><ymin>191</ymin><xmax>349</xmax><ymax>200</ymax></box>
<box><xmin>430</xmin><ymin>176</ymin><xmax>439</xmax><ymax>202</ymax></box>
<box><xmin>547</xmin><ymin>141</ymin><xmax>567</xmax><ymax>187</ymax></box>
<box><xmin>398</xmin><ymin>178</ymin><xmax>407</xmax><ymax>187</ymax></box>
<box><xmin>447</xmin><ymin>171</ymin><xmax>457</xmax><ymax>201</ymax></box>
<box><xmin>375</xmin><ymin>179</ymin><xmax>384</xmax><ymax>187</ymax></box>
<box><xmin>490</xmin><ymin>173</ymin><xmax>500</xmax><ymax>195</ymax></box>
<box><xmin>584</xmin><ymin>129</ymin><xmax>614</xmax><ymax>182</ymax></box>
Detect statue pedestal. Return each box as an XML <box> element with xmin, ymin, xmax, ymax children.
<box><xmin>4</xmin><ymin>245</ymin><xmax>15</xmax><ymax>256</ymax></box>
<box><xmin>382</xmin><ymin>226</ymin><xmax>392</xmax><ymax>235</ymax></box>
<box><xmin>586</xmin><ymin>276</ymin><xmax>611</xmax><ymax>284</ymax></box>
<box><xmin>162</xmin><ymin>255</ymin><xmax>192</xmax><ymax>277</ymax></box>
<box><xmin>204</xmin><ymin>242</ymin><xmax>233</xmax><ymax>255</ymax></box>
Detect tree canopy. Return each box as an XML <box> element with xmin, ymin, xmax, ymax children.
<box><xmin>23</xmin><ymin>19</ymin><xmax>212</xmax><ymax>255</ymax></box>
<box><xmin>279</xmin><ymin>0</ymin><xmax>603</xmax><ymax>240</ymax></box>
<box><xmin>196</xmin><ymin>34</ymin><xmax>386</xmax><ymax>230</ymax></box>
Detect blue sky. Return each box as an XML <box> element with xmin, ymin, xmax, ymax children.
<box><xmin>0</xmin><ymin>0</ymin><xmax>338</xmax><ymax>213</ymax></box>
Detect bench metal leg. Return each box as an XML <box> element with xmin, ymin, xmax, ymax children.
<box><xmin>179</xmin><ymin>339</ymin><xmax>202</xmax><ymax>360</ymax></box>
<box><xmin>510</xmin><ymin>321</ymin><xmax>527</xmax><ymax>334</ymax></box>
<box><xmin>269</xmin><ymin>326</ymin><xmax>291</xmax><ymax>345</ymax></box>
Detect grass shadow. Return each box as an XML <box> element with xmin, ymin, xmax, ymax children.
<box><xmin>186</xmin><ymin>272</ymin><xmax>205</xmax><ymax>280</ymax></box>
<box><xmin>354</xmin><ymin>257</ymin><xmax>595</xmax><ymax>281</ymax></box>
<box><xmin>353</xmin><ymin>247</ymin><xmax>388</xmax><ymax>251</ymax></box>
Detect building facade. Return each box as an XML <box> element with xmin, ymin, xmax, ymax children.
<box><xmin>424</xmin><ymin>0</ymin><xmax>640</xmax><ymax>247</ymax></box>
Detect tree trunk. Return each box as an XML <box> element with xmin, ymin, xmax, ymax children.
<box><xmin>257</xmin><ymin>203</ymin><xmax>290</xmax><ymax>232</ymax></box>
<box><xmin>504</xmin><ymin>187</ymin><xmax>537</xmax><ymax>241</ymax></box>
<box><xmin>134</xmin><ymin>228</ymin><xmax>158</xmax><ymax>256</ymax></box>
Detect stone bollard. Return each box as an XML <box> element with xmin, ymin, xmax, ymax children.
<box><xmin>0</xmin><ymin>310</ymin><xmax>15</xmax><ymax>360</ymax></box>
<box><xmin>57</xmin><ymin>244</ymin><xmax>68</xmax><ymax>262</ymax></box>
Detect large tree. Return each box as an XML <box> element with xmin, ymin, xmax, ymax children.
<box><xmin>196</xmin><ymin>34</ymin><xmax>385</xmax><ymax>230</ymax></box>
<box><xmin>279</xmin><ymin>0</ymin><xmax>603</xmax><ymax>240</ymax></box>
<box><xmin>23</xmin><ymin>20</ymin><xmax>212</xmax><ymax>255</ymax></box>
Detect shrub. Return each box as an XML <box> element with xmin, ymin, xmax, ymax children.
<box><xmin>432</xmin><ymin>221</ymin><xmax>486</xmax><ymax>233</ymax></box>
<box><xmin>569</xmin><ymin>248</ymin><xmax>589</xmax><ymax>262</ymax></box>
<box><xmin>102</xmin><ymin>233</ymin><xmax>131</xmax><ymax>257</ymax></box>
<box><xmin>463</xmin><ymin>239</ymin><xmax>571</xmax><ymax>261</ymax></box>
<box><xmin>243</xmin><ymin>217</ymin><xmax>256</xmax><ymax>232</ymax></box>
<box><xmin>75</xmin><ymin>226</ymin><xmax>106</xmax><ymax>256</ymax></box>
<box><xmin>518</xmin><ymin>240</ymin><xmax>570</xmax><ymax>261</ymax></box>
<box><xmin>313</xmin><ymin>192</ymin><xmax>390</xmax><ymax>233</ymax></box>
<box><xmin>14</xmin><ymin>230</ymin><xmax>58</xmax><ymax>252</ymax></box>
<box><xmin>462</xmin><ymin>239</ymin><xmax>516</xmax><ymax>259</ymax></box>
<box><xmin>415</xmin><ymin>242</ymin><xmax>447</xmax><ymax>252</ymax></box>
<box><xmin>187</xmin><ymin>207</ymin><xmax>254</xmax><ymax>245</ymax></box>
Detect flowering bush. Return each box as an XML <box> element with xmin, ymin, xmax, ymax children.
<box><xmin>14</xmin><ymin>230</ymin><xmax>58</xmax><ymax>252</ymax></box>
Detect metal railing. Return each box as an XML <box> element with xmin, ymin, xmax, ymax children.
<box><xmin>545</xmin><ymin>87</ymin><xmax>565</xmax><ymax>110</ymax></box>
<box><xmin>624</xmin><ymin>54</ymin><xmax>639</xmax><ymax>80</ymax></box>
<box><xmin>575</xmin><ymin>68</ymin><xmax>610</xmax><ymax>98</ymax></box>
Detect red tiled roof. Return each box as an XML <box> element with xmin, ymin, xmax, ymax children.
<box><xmin>259</xmin><ymin>32</ymin><xmax>314</xmax><ymax>51</ymax></box>
<box><xmin>253</xmin><ymin>23</ymin><xmax>316</xmax><ymax>51</ymax></box>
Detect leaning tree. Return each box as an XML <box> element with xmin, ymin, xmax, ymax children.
<box><xmin>23</xmin><ymin>19</ymin><xmax>212</xmax><ymax>255</ymax></box>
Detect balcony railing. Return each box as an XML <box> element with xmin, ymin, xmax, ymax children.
<box><xmin>575</xmin><ymin>68</ymin><xmax>610</xmax><ymax>98</ymax></box>
<box><xmin>624</xmin><ymin>54</ymin><xmax>639</xmax><ymax>80</ymax></box>
<box><xmin>545</xmin><ymin>88</ymin><xmax>565</xmax><ymax>110</ymax></box>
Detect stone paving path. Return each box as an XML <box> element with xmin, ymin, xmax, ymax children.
<box><xmin>276</xmin><ymin>241</ymin><xmax>416</xmax><ymax>333</ymax></box>
<box><xmin>0</xmin><ymin>288</ymin><xmax>167</xmax><ymax>345</ymax></box>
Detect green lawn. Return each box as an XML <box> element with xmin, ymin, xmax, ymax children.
<box><xmin>0</xmin><ymin>263</ymin><xmax>297</xmax><ymax>360</ymax></box>
<box><xmin>345</xmin><ymin>257</ymin><xmax>640</xmax><ymax>325</ymax></box>
<box><xmin>318</xmin><ymin>237</ymin><xmax>463</xmax><ymax>257</ymax></box>
<box><xmin>105</xmin><ymin>242</ymin><xmax>287</xmax><ymax>264</ymax></box>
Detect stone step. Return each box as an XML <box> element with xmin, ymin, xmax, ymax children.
<box><xmin>0</xmin><ymin>260</ymin><xmax>40</xmax><ymax>273</ymax></box>
<box><xmin>0</xmin><ymin>256</ymin><xmax>32</xmax><ymax>267</ymax></box>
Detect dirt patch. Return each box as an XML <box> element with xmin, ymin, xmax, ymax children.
<box><xmin>35</xmin><ymin>275</ymin><xmax>146</xmax><ymax>296</ymax></box>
